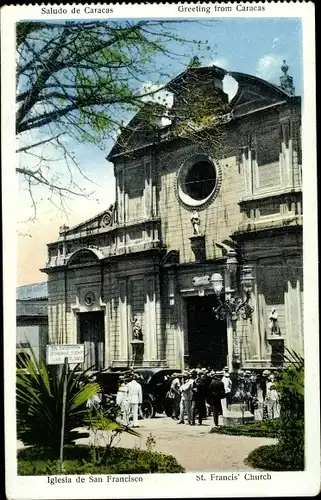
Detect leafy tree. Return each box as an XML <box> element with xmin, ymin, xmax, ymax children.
<box><xmin>16</xmin><ymin>19</ymin><xmax>219</xmax><ymax>212</ymax></box>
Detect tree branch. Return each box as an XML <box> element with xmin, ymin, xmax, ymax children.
<box><xmin>16</xmin><ymin>134</ymin><xmax>64</xmax><ymax>153</ymax></box>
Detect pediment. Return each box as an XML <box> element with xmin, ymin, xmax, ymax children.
<box><xmin>61</xmin><ymin>205</ymin><xmax>115</xmax><ymax>237</ymax></box>
<box><xmin>229</xmin><ymin>71</ymin><xmax>295</xmax><ymax>117</ymax></box>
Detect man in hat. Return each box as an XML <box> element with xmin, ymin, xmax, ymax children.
<box><xmin>265</xmin><ymin>374</ymin><xmax>279</xmax><ymax>419</ymax></box>
<box><xmin>221</xmin><ymin>370</ymin><xmax>232</xmax><ymax>412</ymax></box>
<box><xmin>178</xmin><ymin>371</ymin><xmax>194</xmax><ymax>424</ymax></box>
<box><xmin>209</xmin><ymin>373</ymin><xmax>225</xmax><ymax>427</ymax></box>
<box><xmin>116</xmin><ymin>375</ymin><xmax>130</xmax><ymax>426</ymax></box>
<box><xmin>192</xmin><ymin>370</ymin><xmax>207</xmax><ymax>425</ymax></box>
<box><xmin>169</xmin><ymin>373</ymin><xmax>181</xmax><ymax>420</ymax></box>
<box><xmin>127</xmin><ymin>373</ymin><xmax>142</xmax><ymax>428</ymax></box>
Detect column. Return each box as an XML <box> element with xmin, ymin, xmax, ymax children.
<box><xmin>243</xmin><ymin>146</ymin><xmax>253</xmax><ymax>197</ymax></box>
<box><xmin>144</xmin><ymin>276</ymin><xmax>157</xmax><ymax>361</ymax></box>
<box><xmin>118</xmin><ymin>278</ymin><xmax>128</xmax><ymax>361</ymax></box>
<box><xmin>224</xmin><ymin>268</ymin><xmax>234</xmax><ymax>371</ymax></box>
<box><xmin>103</xmin><ymin>301</ymin><xmax>110</xmax><ymax>368</ymax></box>
<box><xmin>144</xmin><ymin>160</ymin><xmax>152</xmax><ymax>218</ymax></box>
<box><xmin>116</xmin><ymin>168</ymin><xmax>125</xmax><ymax>224</ymax></box>
<box><xmin>280</xmin><ymin>120</ymin><xmax>293</xmax><ymax>188</ymax></box>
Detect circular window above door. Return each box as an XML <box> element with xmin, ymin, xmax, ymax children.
<box><xmin>84</xmin><ymin>291</ymin><xmax>96</xmax><ymax>307</ymax></box>
<box><xmin>176</xmin><ymin>153</ymin><xmax>221</xmax><ymax>209</ymax></box>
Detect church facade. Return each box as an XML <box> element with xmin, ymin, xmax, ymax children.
<box><xmin>42</xmin><ymin>63</ymin><xmax>302</xmax><ymax>373</ymax></box>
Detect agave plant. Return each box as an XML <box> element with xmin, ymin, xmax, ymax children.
<box><xmin>16</xmin><ymin>346</ymin><xmax>101</xmax><ymax>454</ymax></box>
<box><xmin>277</xmin><ymin>347</ymin><xmax>304</xmax><ymax>397</ymax></box>
<box><xmin>282</xmin><ymin>347</ymin><xmax>304</xmax><ymax>371</ymax></box>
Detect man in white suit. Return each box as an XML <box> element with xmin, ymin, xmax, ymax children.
<box><xmin>116</xmin><ymin>376</ymin><xmax>130</xmax><ymax>426</ymax></box>
<box><xmin>127</xmin><ymin>373</ymin><xmax>143</xmax><ymax>428</ymax></box>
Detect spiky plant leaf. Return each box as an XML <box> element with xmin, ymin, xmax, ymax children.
<box><xmin>16</xmin><ymin>344</ymin><xmax>101</xmax><ymax>454</ymax></box>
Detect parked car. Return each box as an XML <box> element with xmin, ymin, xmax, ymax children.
<box><xmin>89</xmin><ymin>367</ymin><xmax>181</xmax><ymax>419</ymax></box>
<box><xmin>94</xmin><ymin>369</ymin><xmax>123</xmax><ymax>396</ymax></box>
<box><xmin>134</xmin><ymin>368</ymin><xmax>181</xmax><ymax>419</ymax></box>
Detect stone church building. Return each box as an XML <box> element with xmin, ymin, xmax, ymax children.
<box><xmin>42</xmin><ymin>62</ymin><xmax>302</xmax><ymax>373</ymax></box>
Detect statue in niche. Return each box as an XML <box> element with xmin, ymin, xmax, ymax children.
<box><xmin>269</xmin><ymin>308</ymin><xmax>280</xmax><ymax>335</ymax></box>
<box><xmin>191</xmin><ymin>210</ymin><xmax>200</xmax><ymax>235</ymax></box>
<box><xmin>130</xmin><ymin>316</ymin><xmax>143</xmax><ymax>341</ymax></box>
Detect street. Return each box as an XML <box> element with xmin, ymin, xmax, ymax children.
<box><xmin>74</xmin><ymin>414</ymin><xmax>277</xmax><ymax>472</ymax></box>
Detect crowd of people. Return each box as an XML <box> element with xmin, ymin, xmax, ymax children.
<box><xmin>86</xmin><ymin>366</ymin><xmax>280</xmax><ymax>428</ymax></box>
<box><xmin>164</xmin><ymin>367</ymin><xmax>280</xmax><ymax>425</ymax></box>
<box><xmin>165</xmin><ymin>369</ymin><xmax>222</xmax><ymax>426</ymax></box>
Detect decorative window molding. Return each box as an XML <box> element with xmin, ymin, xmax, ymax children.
<box><xmin>175</xmin><ymin>152</ymin><xmax>222</xmax><ymax>210</ymax></box>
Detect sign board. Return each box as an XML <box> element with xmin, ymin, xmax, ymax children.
<box><xmin>192</xmin><ymin>275</ymin><xmax>210</xmax><ymax>287</ymax></box>
<box><xmin>46</xmin><ymin>344</ymin><xmax>85</xmax><ymax>365</ymax></box>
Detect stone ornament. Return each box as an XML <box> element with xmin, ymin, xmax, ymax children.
<box><xmin>84</xmin><ymin>291</ymin><xmax>96</xmax><ymax>307</ymax></box>
<box><xmin>191</xmin><ymin>210</ymin><xmax>200</xmax><ymax>235</ymax></box>
<box><xmin>269</xmin><ymin>308</ymin><xmax>280</xmax><ymax>335</ymax></box>
<box><xmin>130</xmin><ymin>316</ymin><xmax>143</xmax><ymax>341</ymax></box>
<box><xmin>101</xmin><ymin>212</ymin><xmax>112</xmax><ymax>227</ymax></box>
<box><xmin>100</xmin><ymin>204</ymin><xmax>115</xmax><ymax>228</ymax></box>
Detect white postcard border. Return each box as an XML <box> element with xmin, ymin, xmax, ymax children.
<box><xmin>2</xmin><ymin>3</ymin><xmax>319</xmax><ymax>499</ymax></box>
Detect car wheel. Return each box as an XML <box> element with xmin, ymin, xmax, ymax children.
<box><xmin>140</xmin><ymin>400</ymin><xmax>155</xmax><ymax>419</ymax></box>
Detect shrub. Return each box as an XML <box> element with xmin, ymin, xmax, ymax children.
<box><xmin>244</xmin><ymin>444</ymin><xmax>303</xmax><ymax>471</ymax></box>
<box><xmin>17</xmin><ymin>446</ymin><xmax>185</xmax><ymax>475</ymax></box>
<box><xmin>245</xmin><ymin>350</ymin><xmax>305</xmax><ymax>472</ymax></box>
<box><xmin>275</xmin><ymin>357</ymin><xmax>304</xmax><ymax>470</ymax></box>
<box><xmin>209</xmin><ymin>419</ymin><xmax>279</xmax><ymax>438</ymax></box>
<box><xmin>84</xmin><ymin>407</ymin><xmax>140</xmax><ymax>464</ymax></box>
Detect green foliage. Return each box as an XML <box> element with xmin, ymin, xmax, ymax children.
<box><xmin>16</xmin><ymin>346</ymin><xmax>101</xmax><ymax>454</ymax></box>
<box><xmin>209</xmin><ymin>419</ymin><xmax>279</xmax><ymax>438</ymax></box>
<box><xmin>84</xmin><ymin>406</ymin><xmax>140</xmax><ymax>464</ymax></box>
<box><xmin>245</xmin><ymin>444</ymin><xmax>303</xmax><ymax>471</ymax></box>
<box><xmin>16</xmin><ymin>20</ymin><xmax>215</xmax><ymax>145</ymax></box>
<box><xmin>18</xmin><ymin>445</ymin><xmax>185</xmax><ymax>475</ymax></box>
<box><xmin>275</xmin><ymin>359</ymin><xmax>304</xmax><ymax>469</ymax></box>
<box><xmin>245</xmin><ymin>351</ymin><xmax>305</xmax><ymax>471</ymax></box>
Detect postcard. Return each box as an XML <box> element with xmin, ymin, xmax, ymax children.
<box><xmin>2</xmin><ymin>2</ymin><xmax>319</xmax><ymax>499</ymax></box>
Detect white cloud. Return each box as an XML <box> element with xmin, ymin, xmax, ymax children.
<box><xmin>255</xmin><ymin>54</ymin><xmax>284</xmax><ymax>83</ymax></box>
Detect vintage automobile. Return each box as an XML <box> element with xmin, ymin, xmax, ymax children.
<box><xmin>91</xmin><ymin>367</ymin><xmax>181</xmax><ymax>419</ymax></box>
<box><xmin>134</xmin><ymin>368</ymin><xmax>180</xmax><ymax>419</ymax></box>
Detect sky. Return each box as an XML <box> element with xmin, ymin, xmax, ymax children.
<box><xmin>17</xmin><ymin>17</ymin><xmax>303</xmax><ymax>286</ymax></box>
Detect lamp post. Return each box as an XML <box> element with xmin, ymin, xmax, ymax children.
<box><xmin>210</xmin><ymin>265</ymin><xmax>255</xmax><ymax>367</ymax></box>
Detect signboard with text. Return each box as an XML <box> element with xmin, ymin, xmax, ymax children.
<box><xmin>46</xmin><ymin>344</ymin><xmax>85</xmax><ymax>365</ymax></box>
<box><xmin>192</xmin><ymin>275</ymin><xmax>210</xmax><ymax>287</ymax></box>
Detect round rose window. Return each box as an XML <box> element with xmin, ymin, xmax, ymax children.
<box><xmin>177</xmin><ymin>153</ymin><xmax>218</xmax><ymax>208</ymax></box>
